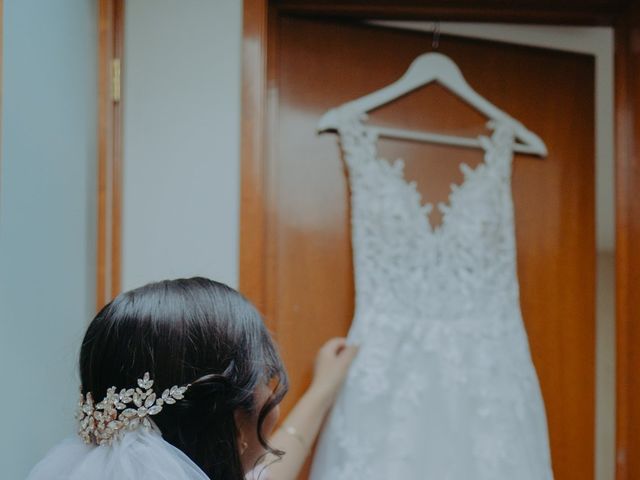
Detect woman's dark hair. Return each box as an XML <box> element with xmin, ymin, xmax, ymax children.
<box><xmin>79</xmin><ymin>277</ymin><xmax>288</xmax><ymax>479</ymax></box>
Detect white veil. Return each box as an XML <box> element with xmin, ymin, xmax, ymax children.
<box><xmin>26</xmin><ymin>425</ymin><xmax>210</xmax><ymax>480</ymax></box>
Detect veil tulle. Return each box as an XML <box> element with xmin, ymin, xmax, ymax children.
<box><xmin>26</xmin><ymin>425</ymin><xmax>209</xmax><ymax>480</ymax></box>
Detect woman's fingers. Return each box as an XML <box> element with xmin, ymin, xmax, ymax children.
<box><xmin>338</xmin><ymin>343</ymin><xmax>359</xmax><ymax>365</ymax></box>
<box><xmin>321</xmin><ymin>337</ymin><xmax>349</xmax><ymax>355</ymax></box>
<box><xmin>310</xmin><ymin>338</ymin><xmax>360</xmax><ymax>404</ymax></box>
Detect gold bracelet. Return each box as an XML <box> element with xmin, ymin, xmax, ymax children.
<box><xmin>283</xmin><ymin>425</ymin><xmax>308</xmax><ymax>450</ymax></box>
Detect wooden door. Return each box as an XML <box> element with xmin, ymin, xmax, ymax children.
<box><xmin>243</xmin><ymin>16</ymin><xmax>595</xmax><ymax>480</ymax></box>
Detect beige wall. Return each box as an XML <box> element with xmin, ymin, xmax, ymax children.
<box><xmin>121</xmin><ymin>0</ymin><xmax>242</xmax><ymax>290</ymax></box>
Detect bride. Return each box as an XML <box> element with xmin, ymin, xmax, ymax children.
<box><xmin>26</xmin><ymin>277</ymin><xmax>358</xmax><ymax>480</ymax></box>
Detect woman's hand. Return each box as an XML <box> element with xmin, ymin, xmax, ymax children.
<box><xmin>262</xmin><ymin>338</ymin><xmax>359</xmax><ymax>480</ymax></box>
<box><xmin>309</xmin><ymin>337</ymin><xmax>359</xmax><ymax>408</ymax></box>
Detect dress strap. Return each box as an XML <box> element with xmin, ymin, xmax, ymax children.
<box><xmin>482</xmin><ymin>120</ymin><xmax>517</xmax><ymax>178</ymax></box>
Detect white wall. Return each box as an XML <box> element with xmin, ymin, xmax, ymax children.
<box><xmin>0</xmin><ymin>1</ymin><xmax>97</xmax><ymax>478</ymax></box>
<box><xmin>121</xmin><ymin>0</ymin><xmax>242</xmax><ymax>291</ymax></box>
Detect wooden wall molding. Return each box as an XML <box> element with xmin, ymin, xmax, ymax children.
<box><xmin>97</xmin><ymin>0</ymin><xmax>124</xmax><ymax>310</ymax></box>
<box><xmin>239</xmin><ymin>0</ymin><xmax>270</xmax><ymax>316</ymax></box>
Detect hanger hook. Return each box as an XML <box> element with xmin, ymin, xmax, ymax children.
<box><xmin>432</xmin><ymin>21</ymin><xmax>441</xmax><ymax>50</ymax></box>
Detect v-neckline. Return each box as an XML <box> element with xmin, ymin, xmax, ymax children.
<box><xmin>366</xmin><ymin>127</ymin><xmax>497</xmax><ymax>236</ymax></box>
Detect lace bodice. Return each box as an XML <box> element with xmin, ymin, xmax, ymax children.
<box><xmin>310</xmin><ymin>113</ymin><xmax>554</xmax><ymax>480</ymax></box>
<box><xmin>343</xmin><ymin>114</ymin><xmax>518</xmax><ymax>328</ymax></box>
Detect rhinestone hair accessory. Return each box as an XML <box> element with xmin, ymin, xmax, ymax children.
<box><xmin>77</xmin><ymin>372</ymin><xmax>190</xmax><ymax>445</ymax></box>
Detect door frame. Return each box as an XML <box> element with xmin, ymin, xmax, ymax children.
<box><xmin>96</xmin><ymin>0</ymin><xmax>124</xmax><ymax>310</ymax></box>
<box><xmin>239</xmin><ymin>2</ymin><xmax>640</xmax><ymax>480</ymax></box>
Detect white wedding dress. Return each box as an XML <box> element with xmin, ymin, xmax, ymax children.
<box><xmin>310</xmin><ymin>114</ymin><xmax>555</xmax><ymax>480</ymax></box>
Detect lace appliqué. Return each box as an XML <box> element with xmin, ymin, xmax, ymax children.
<box><xmin>310</xmin><ymin>113</ymin><xmax>554</xmax><ymax>480</ymax></box>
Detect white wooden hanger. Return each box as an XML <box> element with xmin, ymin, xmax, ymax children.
<box><xmin>318</xmin><ymin>52</ymin><xmax>547</xmax><ymax>157</ymax></box>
